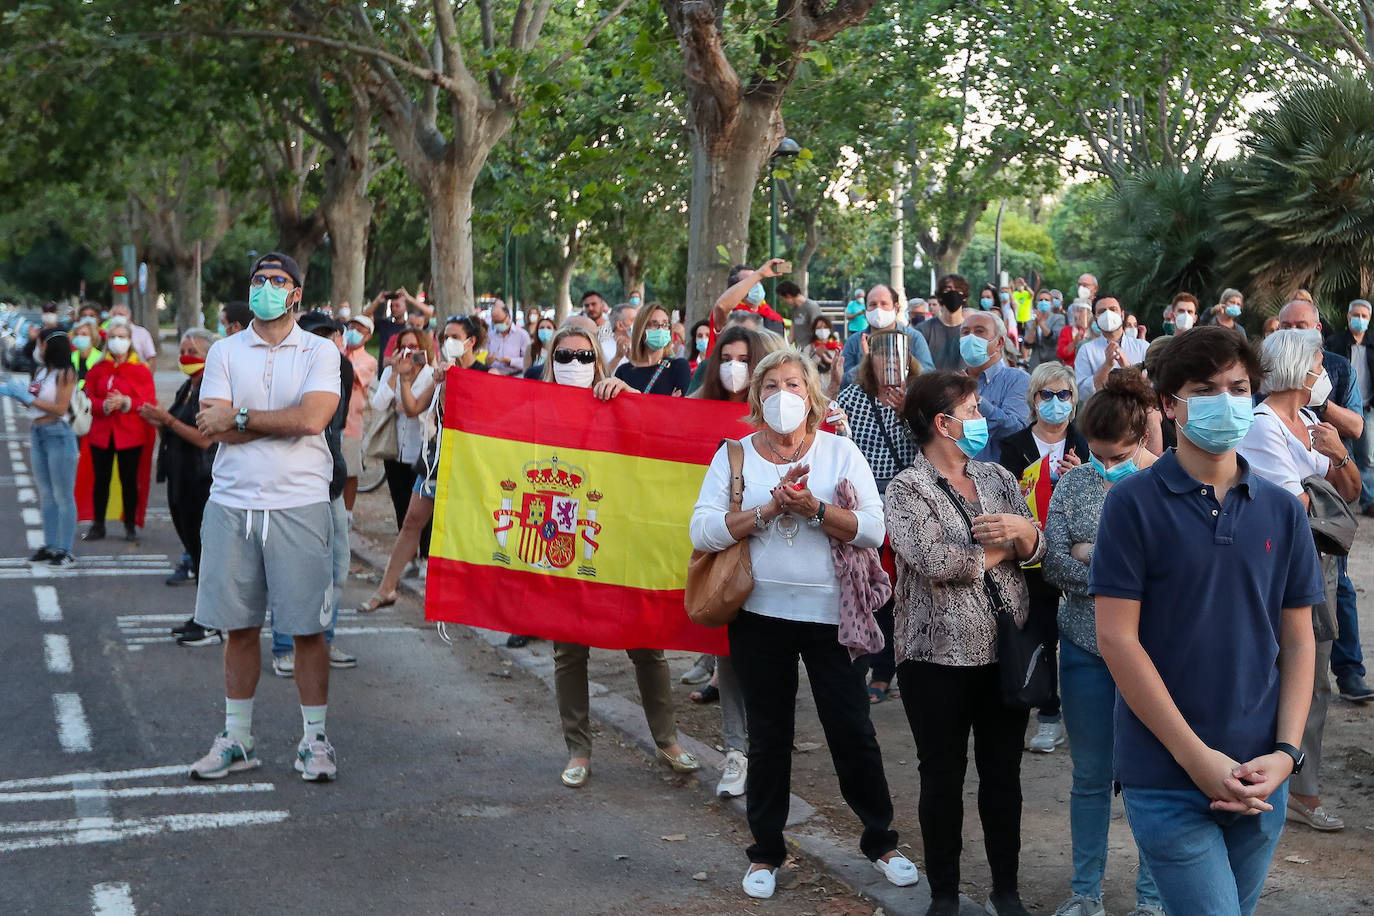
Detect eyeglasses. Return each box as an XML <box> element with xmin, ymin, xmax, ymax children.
<box><xmin>645</xmin><ymin>321</ymin><xmax>671</xmax><ymax>330</ymax></box>
<box><xmin>1036</xmin><ymin>389</ymin><xmax>1074</xmax><ymax>402</ymax></box>
<box><xmin>553</xmin><ymin>349</ymin><xmax>597</xmax><ymax>365</ymax></box>
<box><xmin>250</xmin><ymin>274</ymin><xmax>291</xmax><ymax>289</ymax></box>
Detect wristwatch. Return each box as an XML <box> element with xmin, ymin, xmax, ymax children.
<box><xmin>234</xmin><ymin>407</ymin><xmax>249</xmax><ymax>433</ymax></box>
<box><xmin>1274</xmin><ymin>742</ymin><xmax>1306</xmax><ymax>775</ymax></box>
<box><xmin>807</xmin><ymin>501</ymin><xmax>827</xmax><ymax>528</ymax></box>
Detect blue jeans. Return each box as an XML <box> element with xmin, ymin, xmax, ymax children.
<box><xmin>1331</xmin><ymin>555</ymin><xmax>1365</xmax><ymax>680</ymax></box>
<box><xmin>272</xmin><ymin>497</ymin><xmax>347</xmax><ymax>656</ymax></box>
<box><xmin>1059</xmin><ymin>639</ymin><xmax>1160</xmax><ymax>906</ymax></box>
<box><xmin>1123</xmin><ymin>784</ymin><xmax>1287</xmax><ymax>916</ymax></box>
<box><xmin>31</xmin><ymin>421</ymin><xmax>78</xmax><ymax>553</ymax></box>
<box><xmin>1354</xmin><ymin>405</ymin><xmax>1374</xmax><ymax>508</ymax></box>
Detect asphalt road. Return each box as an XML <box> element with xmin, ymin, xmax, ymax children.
<box><xmin>0</xmin><ymin>380</ymin><xmax>871</xmax><ymax>916</ymax></box>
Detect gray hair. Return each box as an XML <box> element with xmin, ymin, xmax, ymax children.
<box><xmin>725</xmin><ymin>310</ymin><xmax>763</xmax><ymax>330</ymax></box>
<box><xmin>106</xmin><ymin>316</ymin><xmax>131</xmax><ymax>330</ymax></box>
<box><xmin>181</xmin><ymin>327</ymin><xmax>219</xmax><ymax>351</ymax></box>
<box><xmin>1261</xmin><ymin>328</ymin><xmax>1320</xmax><ymax>394</ymax></box>
<box><xmin>964</xmin><ymin>309</ymin><xmax>1008</xmax><ymax>360</ymax></box>
<box><xmin>608</xmin><ymin>303</ymin><xmax>636</xmax><ymax>329</ymax></box>
<box><xmin>1349</xmin><ymin>299</ymin><xmax>1372</xmax><ymax>314</ymax></box>
<box><xmin>1219</xmin><ymin>288</ymin><xmax>1243</xmax><ymax>304</ymax></box>
<box><xmin>1026</xmin><ymin>361</ymin><xmax>1078</xmax><ymax>412</ymax></box>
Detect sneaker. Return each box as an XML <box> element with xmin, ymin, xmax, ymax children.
<box><xmin>329</xmin><ymin>645</ymin><xmax>357</xmax><ymax>668</ymax></box>
<box><xmin>124</xmin><ymin>524</ymin><xmax>138</xmax><ymax>542</ymax></box>
<box><xmin>1053</xmin><ymin>894</ymin><xmax>1106</xmax><ymax>916</ymax></box>
<box><xmin>82</xmin><ymin>524</ymin><xmax>105</xmax><ymax>541</ymax></box>
<box><xmin>985</xmin><ymin>891</ymin><xmax>1032</xmax><ymax>916</ymax></box>
<box><xmin>170</xmin><ymin>617</ymin><xmax>196</xmax><ymax>636</ymax></box>
<box><xmin>1286</xmin><ymin>796</ymin><xmax>1344</xmax><ymax>831</ymax></box>
<box><xmin>295</xmin><ymin>733</ymin><xmax>337</xmax><ymax>781</ymax></box>
<box><xmin>165</xmin><ymin>563</ymin><xmax>196</xmax><ymax>586</ymax></box>
<box><xmin>1336</xmin><ymin>673</ymin><xmax>1374</xmax><ymax>702</ymax></box>
<box><xmin>505</xmin><ymin>634</ymin><xmax>532</xmax><ymax>648</ymax></box>
<box><xmin>741</xmin><ymin>866</ymin><xmax>776</xmax><ymax>899</ymax></box>
<box><xmin>716</xmin><ymin>750</ymin><xmax>747</xmax><ymax>798</ymax></box>
<box><xmin>176</xmin><ymin>623</ymin><xmax>223</xmax><ymax>647</ymax></box>
<box><xmin>1125</xmin><ymin>906</ymin><xmax>1165</xmax><ymax>916</ymax></box>
<box><xmin>1027</xmin><ymin>720</ymin><xmax>1065</xmax><ymax>753</ymax></box>
<box><xmin>681</xmin><ymin>659</ymin><xmax>714</xmax><ymax>684</ymax></box>
<box><xmin>273</xmin><ymin>654</ymin><xmax>295</xmax><ymax>678</ymax></box>
<box><xmin>189</xmin><ymin>731</ymin><xmax>260</xmax><ymax>779</ymax></box>
<box><xmin>28</xmin><ymin>547</ymin><xmax>53</xmax><ymax>562</ymax></box>
<box><xmin>48</xmin><ymin>551</ymin><xmax>75</xmax><ymax>568</ymax></box>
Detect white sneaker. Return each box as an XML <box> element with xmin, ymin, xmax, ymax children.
<box><xmin>295</xmin><ymin>733</ymin><xmax>338</xmax><ymax>781</ymax></box>
<box><xmin>716</xmin><ymin>750</ymin><xmax>747</xmax><ymax>798</ymax></box>
<box><xmin>1053</xmin><ymin>894</ymin><xmax>1105</xmax><ymax>916</ymax></box>
<box><xmin>272</xmin><ymin>653</ymin><xmax>294</xmax><ymax>678</ymax></box>
<box><xmin>874</xmin><ymin>852</ymin><xmax>920</xmax><ymax>887</ymax></box>
<box><xmin>1028</xmin><ymin>720</ymin><xmax>1065</xmax><ymax>753</ymax></box>
<box><xmin>741</xmin><ymin>866</ymin><xmax>776</xmax><ymax>899</ymax></box>
<box><xmin>680</xmin><ymin>660</ymin><xmax>713</xmax><ymax>684</ymax></box>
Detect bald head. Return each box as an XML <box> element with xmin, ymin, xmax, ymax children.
<box><xmin>1278</xmin><ymin>300</ymin><xmax>1321</xmax><ymax>331</ymax></box>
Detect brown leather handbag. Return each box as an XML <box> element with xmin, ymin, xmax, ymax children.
<box><xmin>685</xmin><ymin>439</ymin><xmax>753</xmax><ymax>628</ymax></box>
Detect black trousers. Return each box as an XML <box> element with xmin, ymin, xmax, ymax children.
<box><xmin>898</xmin><ymin>659</ymin><xmax>1028</xmax><ymax>897</ymax></box>
<box><xmin>729</xmin><ymin>610</ymin><xmax>899</xmax><ymax>867</ymax></box>
<box><xmin>167</xmin><ymin>473</ymin><xmax>210</xmax><ymax>572</ymax></box>
<box><xmin>1024</xmin><ymin>568</ymin><xmax>1061</xmax><ymax>719</ymax></box>
<box><xmin>89</xmin><ymin>444</ymin><xmax>142</xmax><ymax>527</ymax></box>
<box><xmin>383</xmin><ymin>458</ymin><xmax>432</xmax><ymax>556</ymax></box>
<box><xmin>864</xmin><ymin>597</ymin><xmax>897</xmax><ymax>685</ymax></box>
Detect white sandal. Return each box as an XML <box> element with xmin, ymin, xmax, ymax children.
<box><xmin>874</xmin><ymin>852</ymin><xmax>921</xmax><ymax>887</ymax></box>
<box><xmin>741</xmin><ymin>865</ymin><xmax>777</xmax><ymax>899</ymax></box>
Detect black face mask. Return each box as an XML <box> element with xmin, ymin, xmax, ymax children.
<box><xmin>938</xmin><ymin>289</ymin><xmax>966</xmax><ymax>310</ymax></box>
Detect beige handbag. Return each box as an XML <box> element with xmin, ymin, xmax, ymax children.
<box><xmin>685</xmin><ymin>439</ymin><xmax>753</xmax><ymax>628</ymax></box>
<box><xmin>362</xmin><ymin>405</ymin><xmax>398</xmax><ymax>462</ymax></box>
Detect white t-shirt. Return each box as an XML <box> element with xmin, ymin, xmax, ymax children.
<box><xmin>1074</xmin><ymin>334</ymin><xmax>1150</xmax><ymax>399</ymax></box>
<box><xmin>689</xmin><ymin>431</ymin><xmax>884</xmax><ymax>625</ymax></box>
<box><xmin>200</xmin><ymin>322</ymin><xmax>341</xmax><ymax>510</ymax></box>
<box><xmin>371</xmin><ymin>365</ymin><xmax>437</xmax><ymax>464</ymax></box>
<box><xmin>1238</xmin><ymin>405</ymin><xmax>1330</xmax><ymax>497</ymax></box>
<box><xmin>1031</xmin><ymin>431</ymin><xmax>1066</xmax><ymax>469</ymax></box>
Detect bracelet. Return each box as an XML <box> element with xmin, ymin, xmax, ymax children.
<box><xmin>1333</xmin><ymin>453</ymin><xmax>1351</xmax><ymax>470</ymax></box>
<box><xmin>753</xmin><ymin>506</ymin><xmax>767</xmax><ymax>530</ymax></box>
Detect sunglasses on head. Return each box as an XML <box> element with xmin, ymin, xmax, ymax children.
<box><xmin>1036</xmin><ymin>389</ymin><xmax>1073</xmax><ymax>402</ymax></box>
<box><xmin>553</xmin><ymin>349</ymin><xmax>597</xmax><ymax>365</ymax></box>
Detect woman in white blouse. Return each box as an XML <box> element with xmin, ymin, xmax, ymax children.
<box><xmin>371</xmin><ymin>327</ymin><xmax>438</xmax><ymax>562</ymax></box>
<box><xmin>1239</xmin><ymin>328</ymin><xmax>1359</xmax><ymax>833</ymax></box>
<box><xmin>690</xmin><ymin>349</ymin><xmax>919</xmax><ymax>901</ymax></box>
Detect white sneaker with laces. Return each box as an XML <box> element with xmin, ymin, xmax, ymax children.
<box><xmin>272</xmin><ymin>653</ymin><xmax>294</xmax><ymax>678</ymax></box>
<box><xmin>1053</xmin><ymin>893</ymin><xmax>1105</xmax><ymax>916</ymax></box>
<box><xmin>189</xmin><ymin>732</ymin><xmax>260</xmax><ymax>780</ymax></box>
<box><xmin>716</xmin><ymin>750</ymin><xmax>747</xmax><ymax>798</ymax></box>
<box><xmin>329</xmin><ymin>645</ymin><xmax>357</xmax><ymax>668</ymax></box>
<box><xmin>295</xmin><ymin>733</ymin><xmax>337</xmax><ymax>781</ymax></box>
<box><xmin>1028</xmin><ymin>720</ymin><xmax>1065</xmax><ymax>753</ymax></box>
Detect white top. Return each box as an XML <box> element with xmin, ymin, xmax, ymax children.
<box><xmin>201</xmin><ymin>322</ymin><xmax>341</xmax><ymax>510</ymax></box>
<box><xmin>130</xmin><ymin>323</ymin><xmax>157</xmax><ymax>364</ymax></box>
<box><xmin>28</xmin><ymin>367</ymin><xmax>60</xmax><ymax>421</ymax></box>
<box><xmin>689</xmin><ymin>430</ymin><xmax>884</xmax><ymax>625</ymax></box>
<box><xmin>1353</xmin><ymin>343</ymin><xmax>1369</xmax><ymax>405</ymax></box>
<box><xmin>1031</xmin><ymin>431</ymin><xmax>1065</xmax><ymax>467</ymax></box>
<box><xmin>371</xmin><ymin>365</ymin><xmax>437</xmax><ymax>464</ymax></box>
<box><xmin>1238</xmin><ymin>404</ymin><xmax>1329</xmax><ymax>497</ymax></box>
<box><xmin>1074</xmin><ymin>334</ymin><xmax>1151</xmax><ymax>399</ymax></box>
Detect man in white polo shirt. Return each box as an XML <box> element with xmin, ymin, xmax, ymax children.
<box><xmin>187</xmin><ymin>252</ymin><xmax>343</xmax><ymax>782</ymax></box>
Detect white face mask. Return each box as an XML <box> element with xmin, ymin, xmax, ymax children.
<box><xmin>1077</xmin><ymin>285</ymin><xmax>1091</xmax><ymax>301</ymax></box>
<box><xmin>1096</xmin><ymin>309</ymin><xmax>1123</xmax><ymax>333</ymax></box>
<box><xmin>553</xmin><ymin>360</ymin><xmax>596</xmax><ymax>388</ymax></box>
<box><xmin>442</xmin><ymin>337</ymin><xmax>466</xmax><ymax>361</ymax></box>
<box><xmin>1308</xmin><ymin>368</ymin><xmax>1333</xmax><ymax>407</ymax></box>
<box><xmin>762</xmin><ymin>390</ymin><xmax>808</xmax><ymax>435</ymax></box>
<box><xmin>814</xmin><ymin>327</ymin><xmax>831</xmax><ymax>341</ymax></box>
<box><xmin>1173</xmin><ymin>311</ymin><xmax>1195</xmax><ymax>331</ymax></box>
<box><xmin>867</xmin><ymin>307</ymin><xmax>896</xmax><ymax>329</ymax></box>
<box><xmin>719</xmin><ymin>360</ymin><xmax>750</xmax><ymax>393</ymax></box>
<box><xmin>108</xmin><ymin>336</ymin><xmax>132</xmax><ymax>356</ymax></box>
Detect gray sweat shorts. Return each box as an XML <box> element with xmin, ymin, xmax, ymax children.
<box><xmin>194</xmin><ymin>500</ymin><xmax>334</xmax><ymax>635</ymax></box>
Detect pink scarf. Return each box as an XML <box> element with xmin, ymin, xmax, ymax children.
<box><xmin>829</xmin><ymin>479</ymin><xmax>891</xmax><ymax>660</ymax></box>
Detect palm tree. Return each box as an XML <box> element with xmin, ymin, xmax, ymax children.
<box><xmin>1215</xmin><ymin>77</ymin><xmax>1374</xmax><ymax>316</ymax></box>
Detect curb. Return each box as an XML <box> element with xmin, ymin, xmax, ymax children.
<box><xmin>349</xmin><ymin>530</ymin><xmax>985</xmax><ymax>915</ymax></box>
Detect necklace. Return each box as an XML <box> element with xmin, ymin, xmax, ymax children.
<box><xmin>762</xmin><ymin>432</ymin><xmax>809</xmax><ymax>546</ymax></box>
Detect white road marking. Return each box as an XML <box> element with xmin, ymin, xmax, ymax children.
<box><xmin>26</xmin><ymin>530</ymin><xmax>43</xmax><ymax>550</ymax></box>
<box><xmin>18</xmin><ymin>568</ymin><xmax>172</xmax><ymax>580</ymax></box>
<box><xmin>0</xmin><ymin>783</ymin><xmax>274</xmax><ymax>804</ymax></box>
<box><xmin>90</xmin><ymin>882</ymin><xmax>135</xmax><ymax>915</ymax></box>
<box><xmin>43</xmin><ymin>634</ymin><xmax>72</xmax><ymax>674</ymax></box>
<box><xmin>0</xmin><ymin>554</ymin><xmax>169</xmax><ymax>566</ymax></box>
<box><xmin>122</xmin><ymin>625</ymin><xmax>416</xmax><ymax>646</ymax></box>
<box><xmin>21</xmin><ymin>508</ymin><xmax>40</xmax><ymax>526</ymax></box>
<box><xmin>0</xmin><ymin>810</ymin><xmax>290</xmax><ymax>853</ymax></box>
<box><xmin>17</xmin><ymin>487</ymin><xmax>35</xmax><ymax>503</ymax></box>
<box><xmin>0</xmin><ymin>764</ymin><xmax>188</xmax><ymax>789</ymax></box>
<box><xmin>53</xmin><ymin>694</ymin><xmax>93</xmax><ymax>753</ymax></box>
<box><xmin>116</xmin><ymin>608</ymin><xmax>383</xmax><ymax>625</ymax></box>
<box><xmin>34</xmin><ymin>585</ymin><xmax>62</xmax><ymax>622</ymax></box>
<box><xmin>13</xmin><ymin>474</ymin><xmax>30</xmax><ymax>487</ymax></box>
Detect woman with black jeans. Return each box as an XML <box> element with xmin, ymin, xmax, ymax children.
<box><xmin>82</xmin><ymin>319</ymin><xmax>155</xmax><ymax>542</ymax></box>
<box><xmin>885</xmin><ymin>370</ymin><xmax>1044</xmax><ymax>916</ymax></box>
<box><xmin>996</xmin><ymin>360</ymin><xmax>1089</xmax><ymax>753</ymax></box>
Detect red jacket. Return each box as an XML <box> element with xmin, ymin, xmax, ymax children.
<box><xmin>84</xmin><ymin>357</ymin><xmax>156</xmax><ymax>450</ymax></box>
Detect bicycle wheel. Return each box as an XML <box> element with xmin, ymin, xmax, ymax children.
<box><xmin>356</xmin><ymin>457</ymin><xmax>387</xmax><ymax>493</ymax></box>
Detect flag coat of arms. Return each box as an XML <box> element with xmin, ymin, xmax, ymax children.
<box><xmin>426</xmin><ymin>370</ymin><xmax>753</xmax><ymax>653</ymax></box>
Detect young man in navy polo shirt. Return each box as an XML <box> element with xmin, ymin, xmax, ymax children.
<box><xmin>1090</xmin><ymin>326</ymin><xmax>1321</xmax><ymax>916</ymax></box>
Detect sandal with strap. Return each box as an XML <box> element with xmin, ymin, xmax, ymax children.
<box><xmin>690</xmin><ymin>684</ymin><xmax>720</xmax><ymax>704</ymax></box>
<box><xmin>358</xmin><ymin>592</ymin><xmax>398</xmax><ymax>614</ymax></box>
<box><xmin>867</xmin><ymin>684</ymin><xmax>889</xmax><ymax>705</ymax></box>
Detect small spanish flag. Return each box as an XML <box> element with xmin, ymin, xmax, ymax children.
<box><xmin>426</xmin><ymin>371</ymin><xmax>753</xmax><ymax>653</ymax></box>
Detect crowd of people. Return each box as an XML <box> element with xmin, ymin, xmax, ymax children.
<box><xmin>4</xmin><ymin>255</ymin><xmax>1372</xmax><ymax>916</ymax></box>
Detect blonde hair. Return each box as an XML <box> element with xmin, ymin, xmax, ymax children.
<box><xmin>541</xmin><ymin>326</ymin><xmax>609</xmax><ymax>383</ymax></box>
<box><xmin>744</xmin><ymin>348</ymin><xmax>827</xmax><ymax>432</ymax></box>
<box><xmin>629</xmin><ymin>302</ymin><xmax>671</xmax><ymax>363</ymax></box>
<box><xmin>1026</xmin><ymin>361</ymin><xmax>1078</xmax><ymax>413</ymax></box>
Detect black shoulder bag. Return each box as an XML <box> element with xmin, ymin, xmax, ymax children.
<box><xmin>932</xmin><ymin>474</ymin><xmax>1052</xmax><ymax>709</ymax></box>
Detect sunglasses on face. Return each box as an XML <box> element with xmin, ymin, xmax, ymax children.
<box><xmin>553</xmin><ymin>349</ymin><xmax>597</xmax><ymax>365</ymax></box>
<box><xmin>249</xmin><ymin>274</ymin><xmax>292</xmax><ymax>289</ymax></box>
<box><xmin>1036</xmin><ymin>389</ymin><xmax>1073</xmax><ymax>402</ymax></box>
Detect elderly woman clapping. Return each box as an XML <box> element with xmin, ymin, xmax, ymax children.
<box><xmin>690</xmin><ymin>348</ymin><xmax>919</xmax><ymax>901</ymax></box>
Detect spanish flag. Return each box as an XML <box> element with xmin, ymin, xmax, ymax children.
<box><xmin>426</xmin><ymin>371</ymin><xmax>753</xmax><ymax>654</ymax></box>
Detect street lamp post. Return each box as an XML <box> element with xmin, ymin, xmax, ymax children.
<box><xmin>769</xmin><ymin>137</ymin><xmax>801</xmax><ymax>306</ymax></box>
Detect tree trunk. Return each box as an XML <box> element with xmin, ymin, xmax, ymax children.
<box><xmin>141</xmin><ymin>255</ymin><xmax>161</xmax><ymax>331</ymax></box>
<box><xmin>323</xmin><ymin>185</ymin><xmax>372</xmax><ymax>313</ymax></box>
<box><xmin>554</xmin><ymin>227</ymin><xmax>581</xmax><ymax>322</ymax></box>
<box><xmin>426</xmin><ymin>159</ymin><xmax>479</xmax><ymax>314</ymax></box>
<box><xmin>168</xmin><ymin>253</ymin><xmax>200</xmax><ymax>336</ymax></box>
<box><xmin>614</xmin><ymin>248</ymin><xmax>645</xmax><ymax>303</ymax></box>
<box><xmin>682</xmin><ymin>96</ymin><xmax>782</xmax><ymax>324</ymax></box>
<box><xmin>794</xmin><ymin>209</ymin><xmax>820</xmax><ymax>298</ymax></box>
<box><xmin>277</xmin><ymin>215</ymin><xmax>328</xmax><ymax>288</ymax></box>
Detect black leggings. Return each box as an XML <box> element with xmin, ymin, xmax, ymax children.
<box><xmin>167</xmin><ymin>474</ymin><xmax>210</xmax><ymax>571</ymax></box>
<box><xmin>90</xmin><ymin>444</ymin><xmax>142</xmax><ymax>527</ymax></box>
<box><xmin>383</xmin><ymin>458</ymin><xmax>432</xmax><ymax>556</ymax></box>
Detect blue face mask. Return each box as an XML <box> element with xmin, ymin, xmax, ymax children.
<box><xmin>217</xmin><ymin>322</ymin><xmax>227</xmax><ymax>337</ymax></box>
<box><xmin>1090</xmin><ymin>445</ymin><xmax>1141</xmax><ymax>483</ymax></box>
<box><xmin>1225</xmin><ymin>304</ymin><xmax>1243</xmax><ymax>318</ymax></box>
<box><xmin>1091</xmin><ymin>319</ymin><xmax>1100</xmax><ymax>333</ymax></box>
<box><xmin>979</xmin><ymin>296</ymin><xmax>994</xmax><ymax>309</ymax></box>
<box><xmin>1051</xmin><ymin>296</ymin><xmax>1063</xmax><ymax>307</ymax></box>
<box><xmin>959</xmin><ymin>334</ymin><xmax>991</xmax><ymax>367</ymax></box>
<box><xmin>1174</xmin><ymin>392</ymin><xmax>1254</xmax><ymax>454</ymax></box>
<box><xmin>1037</xmin><ymin>397</ymin><xmax>1073</xmax><ymax>424</ymax></box>
<box><xmin>629</xmin><ymin>295</ymin><xmax>641</xmax><ymax>307</ymax></box>
<box><xmin>943</xmin><ymin>414</ymin><xmax>989</xmax><ymax>458</ymax></box>
<box><xmin>249</xmin><ymin>284</ymin><xmax>291</xmax><ymax>321</ymax></box>
<box><xmin>344</xmin><ymin>328</ymin><xmax>365</xmax><ymax>348</ymax></box>
<box><xmin>493</xmin><ymin>322</ymin><xmax>509</xmax><ymax>333</ymax></box>
<box><xmin>745</xmin><ymin>283</ymin><xmax>765</xmax><ymax>306</ymax></box>
<box><xmin>538</xmin><ymin>327</ymin><xmax>554</xmax><ymax>344</ymax></box>
<box><xmin>645</xmin><ymin>328</ymin><xmax>672</xmax><ymax>351</ymax></box>
<box><xmin>1036</xmin><ymin>300</ymin><xmax>1051</xmax><ymax>313</ymax></box>
<box><xmin>1352</xmin><ymin>316</ymin><xmax>1370</xmax><ymax>334</ymax></box>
